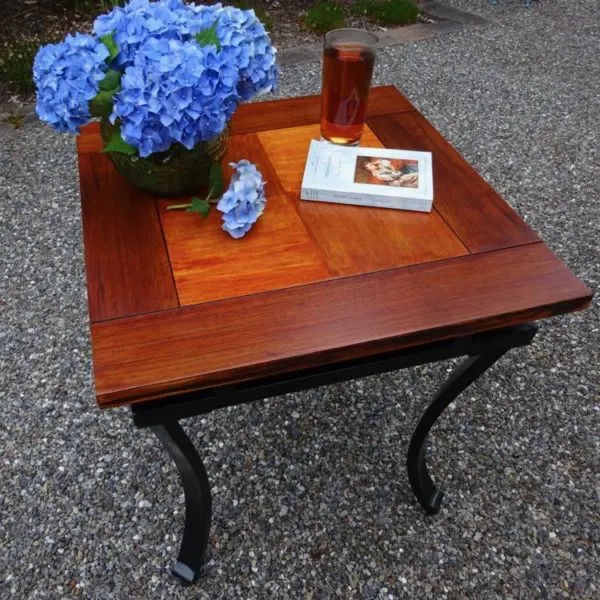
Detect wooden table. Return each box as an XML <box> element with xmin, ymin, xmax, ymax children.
<box><xmin>77</xmin><ymin>86</ymin><xmax>592</xmax><ymax>584</ymax></box>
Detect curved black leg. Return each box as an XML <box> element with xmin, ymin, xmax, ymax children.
<box><xmin>407</xmin><ymin>349</ymin><xmax>509</xmax><ymax>514</ymax></box>
<box><xmin>151</xmin><ymin>421</ymin><xmax>212</xmax><ymax>584</ymax></box>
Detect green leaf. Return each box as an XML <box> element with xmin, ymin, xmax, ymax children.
<box><xmin>195</xmin><ymin>23</ymin><xmax>221</xmax><ymax>51</ymax></box>
<box><xmin>89</xmin><ymin>67</ymin><xmax>122</xmax><ymax>118</ymax></box>
<box><xmin>187</xmin><ymin>196</ymin><xmax>211</xmax><ymax>218</ymax></box>
<box><xmin>100</xmin><ymin>33</ymin><xmax>119</xmax><ymax>62</ymax></box>
<box><xmin>89</xmin><ymin>90</ymin><xmax>117</xmax><ymax>119</ymax></box>
<box><xmin>99</xmin><ymin>69</ymin><xmax>122</xmax><ymax>92</ymax></box>
<box><xmin>208</xmin><ymin>163</ymin><xmax>224</xmax><ymax>198</ymax></box>
<box><xmin>101</xmin><ymin>126</ymin><xmax>137</xmax><ymax>156</ymax></box>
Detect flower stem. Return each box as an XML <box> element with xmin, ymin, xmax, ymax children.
<box><xmin>166</xmin><ymin>203</ymin><xmax>192</xmax><ymax>210</ymax></box>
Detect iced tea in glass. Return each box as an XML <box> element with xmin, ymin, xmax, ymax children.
<box><xmin>320</xmin><ymin>29</ymin><xmax>378</xmax><ymax>146</ymax></box>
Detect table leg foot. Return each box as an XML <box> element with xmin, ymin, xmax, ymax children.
<box><xmin>151</xmin><ymin>420</ymin><xmax>212</xmax><ymax>584</ymax></box>
<box><xmin>407</xmin><ymin>350</ymin><xmax>508</xmax><ymax>514</ymax></box>
<box><xmin>172</xmin><ymin>561</ymin><xmax>199</xmax><ymax>585</ymax></box>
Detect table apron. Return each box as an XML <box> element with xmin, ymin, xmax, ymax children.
<box><xmin>131</xmin><ymin>323</ymin><xmax>538</xmax><ymax>428</ymax></box>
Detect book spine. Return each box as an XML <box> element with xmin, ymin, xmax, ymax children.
<box><xmin>301</xmin><ymin>187</ymin><xmax>432</xmax><ymax>213</ymax></box>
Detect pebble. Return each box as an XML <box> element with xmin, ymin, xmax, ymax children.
<box><xmin>1</xmin><ymin>1</ymin><xmax>599</xmax><ymax>598</ymax></box>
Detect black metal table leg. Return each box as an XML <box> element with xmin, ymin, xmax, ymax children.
<box><xmin>151</xmin><ymin>420</ymin><xmax>212</xmax><ymax>584</ymax></box>
<box><xmin>131</xmin><ymin>324</ymin><xmax>537</xmax><ymax>582</ymax></box>
<box><xmin>407</xmin><ymin>348</ymin><xmax>510</xmax><ymax>514</ymax></box>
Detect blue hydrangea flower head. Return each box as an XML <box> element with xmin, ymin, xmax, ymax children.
<box><xmin>93</xmin><ymin>0</ymin><xmax>190</xmax><ymax>67</ymax></box>
<box><xmin>185</xmin><ymin>1</ymin><xmax>223</xmax><ymax>36</ymax></box>
<box><xmin>33</xmin><ymin>33</ymin><xmax>109</xmax><ymax>133</ymax></box>
<box><xmin>217</xmin><ymin>160</ymin><xmax>266</xmax><ymax>238</ymax></box>
<box><xmin>112</xmin><ymin>38</ymin><xmax>240</xmax><ymax>156</ymax></box>
<box><xmin>212</xmin><ymin>5</ymin><xmax>278</xmax><ymax>100</ymax></box>
<box><xmin>36</xmin><ymin>1</ymin><xmax>278</xmax><ymax>151</ymax></box>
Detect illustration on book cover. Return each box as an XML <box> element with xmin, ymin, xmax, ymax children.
<box><xmin>355</xmin><ymin>156</ymin><xmax>420</xmax><ymax>188</ymax></box>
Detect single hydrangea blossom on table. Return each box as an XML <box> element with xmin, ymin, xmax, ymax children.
<box><xmin>167</xmin><ymin>160</ymin><xmax>267</xmax><ymax>239</ymax></box>
<box><xmin>33</xmin><ymin>0</ymin><xmax>278</xmax><ymax>157</ymax></box>
<box><xmin>217</xmin><ymin>160</ymin><xmax>267</xmax><ymax>238</ymax></box>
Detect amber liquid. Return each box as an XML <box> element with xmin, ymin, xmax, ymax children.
<box><xmin>320</xmin><ymin>43</ymin><xmax>375</xmax><ymax>145</ymax></box>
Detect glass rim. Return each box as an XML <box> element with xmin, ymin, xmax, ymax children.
<box><xmin>324</xmin><ymin>28</ymin><xmax>379</xmax><ymax>48</ymax></box>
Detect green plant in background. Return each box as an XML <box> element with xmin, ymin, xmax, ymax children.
<box><xmin>355</xmin><ymin>0</ymin><xmax>419</xmax><ymax>25</ymax></box>
<box><xmin>0</xmin><ymin>39</ymin><xmax>43</xmax><ymax>96</ymax></box>
<box><xmin>0</xmin><ymin>1</ymin><xmax>125</xmax><ymax>98</ymax></box>
<box><xmin>304</xmin><ymin>2</ymin><xmax>344</xmax><ymax>34</ymax></box>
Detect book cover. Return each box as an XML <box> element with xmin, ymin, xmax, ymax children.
<box><xmin>300</xmin><ymin>140</ymin><xmax>434</xmax><ymax>212</ymax></box>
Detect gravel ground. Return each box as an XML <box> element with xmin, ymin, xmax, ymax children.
<box><xmin>1</xmin><ymin>1</ymin><xmax>599</xmax><ymax>598</ymax></box>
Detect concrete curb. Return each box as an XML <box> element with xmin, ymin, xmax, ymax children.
<box><xmin>420</xmin><ymin>0</ymin><xmax>489</xmax><ymax>25</ymax></box>
<box><xmin>278</xmin><ymin>1</ymin><xmax>489</xmax><ymax>67</ymax></box>
<box><xmin>279</xmin><ymin>21</ymin><xmax>463</xmax><ymax>67</ymax></box>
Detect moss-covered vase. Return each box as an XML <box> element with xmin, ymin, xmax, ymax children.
<box><xmin>100</xmin><ymin>120</ymin><xmax>228</xmax><ymax>196</ymax></box>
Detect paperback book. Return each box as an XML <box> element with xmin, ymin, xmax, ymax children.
<box><xmin>301</xmin><ymin>140</ymin><xmax>434</xmax><ymax>212</ymax></box>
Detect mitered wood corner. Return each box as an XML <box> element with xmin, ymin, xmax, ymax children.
<box><xmin>159</xmin><ymin>132</ymin><xmax>332</xmax><ymax>306</ymax></box>
<box><xmin>367</xmin><ymin>112</ymin><xmax>540</xmax><ymax>254</ymax></box>
<box><xmin>257</xmin><ymin>123</ymin><xmax>468</xmax><ymax>276</ymax></box>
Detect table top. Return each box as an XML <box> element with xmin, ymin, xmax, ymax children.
<box><xmin>77</xmin><ymin>86</ymin><xmax>592</xmax><ymax>408</ymax></box>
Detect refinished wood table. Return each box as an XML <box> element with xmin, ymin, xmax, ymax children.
<box><xmin>77</xmin><ymin>86</ymin><xmax>592</xmax><ymax>583</ymax></box>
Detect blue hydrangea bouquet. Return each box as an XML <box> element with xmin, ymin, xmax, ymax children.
<box><xmin>33</xmin><ymin>0</ymin><xmax>278</xmax><ymax>210</ymax></box>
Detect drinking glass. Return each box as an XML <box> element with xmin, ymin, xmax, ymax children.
<box><xmin>320</xmin><ymin>29</ymin><xmax>379</xmax><ymax>146</ymax></box>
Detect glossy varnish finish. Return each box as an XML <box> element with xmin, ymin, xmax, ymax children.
<box><xmin>76</xmin><ymin>86</ymin><xmax>592</xmax><ymax>407</ymax></box>
<box><xmin>161</xmin><ymin>123</ymin><xmax>469</xmax><ymax>305</ymax></box>
<box><xmin>367</xmin><ymin>112</ymin><xmax>540</xmax><ymax>253</ymax></box>
<box><xmin>78</xmin><ymin>153</ymin><xmax>178</xmax><ymax>322</ymax></box>
<box><xmin>258</xmin><ymin>123</ymin><xmax>468</xmax><ymax>276</ymax></box>
<box><xmin>159</xmin><ymin>132</ymin><xmax>331</xmax><ymax>305</ymax></box>
<box><xmin>92</xmin><ymin>243</ymin><xmax>591</xmax><ymax>406</ymax></box>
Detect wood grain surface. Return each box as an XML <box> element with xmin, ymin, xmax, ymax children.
<box><xmin>91</xmin><ymin>243</ymin><xmax>592</xmax><ymax>407</ymax></box>
<box><xmin>76</xmin><ymin>86</ymin><xmax>592</xmax><ymax>409</ymax></box>
<box><xmin>159</xmin><ymin>133</ymin><xmax>331</xmax><ymax>305</ymax></box>
<box><xmin>76</xmin><ymin>123</ymin><xmax>102</xmax><ymax>155</ymax></box>
<box><xmin>259</xmin><ymin>123</ymin><xmax>468</xmax><ymax>276</ymax></box>
<box><xmin>367</xmin><ymin>112</ymin><xmax>540</xmax><ymax>253</ymax></box>
<box><xmin>258</xmin><ymin>123</ymin><xmax>385</xmax><ymax>194</ymax></box>
<box><xmin>78</xmin><ymin>153</ymin><xmax>179</xmax><ymax>322</ymax></box>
